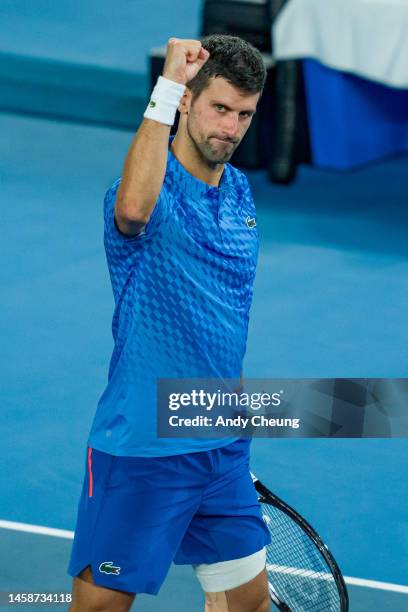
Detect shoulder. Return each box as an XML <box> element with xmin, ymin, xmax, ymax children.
<box><xmin>226</xmin><ymin>163</ymin><xmax>250</xmax><ymax>187</ymax></box>
<box><xmin>102</xmin><ymin>178</ymin><xmax>122</xmax><ymax>227</ymax></box>
<box><xmin>104</xmin><ymin>177</ymin><xmax>121</xmax><ymax>206</ymax></box>
<box><xmin>226</xmin><ymin>164</ymin><xmax>257</xmax><ymax>227</ymax></box>
<box><xmin>226</xmin><ymin>163</ymin><xmax>253</xmax><ymax>197</ymax></box>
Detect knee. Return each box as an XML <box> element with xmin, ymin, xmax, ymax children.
<box><xmin>70</xmin><ymin>596</ymin><xmax>131</xmax><ymax>612</ymax></box>
<box><xmin>70</xmin><ymin>604</ymin><xmax>108</xmax><ymax>612</ymax></box>
<box><xmin>69</xmin><ymin>595</ymin><xmax>118</xmax><ymax>612</ymax></box>
<box><xmin>254</xmin><ymin>595</ymin><xmax>271</xmax><ymax>612</ymax></box>
<box><xmin>70</xmin><ymin>566</ymin><xmax>134</xmax><ymax>612</ymax></box>
<box><xmin>205</xmin><ymin>591</ymin><xmax>228</xmax><ymax>611</ymax></box>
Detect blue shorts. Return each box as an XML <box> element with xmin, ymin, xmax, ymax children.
<box><xmin>68</xmin><ymin>439</ymin><xmax>271</xmax><ymax>595</ymax></box>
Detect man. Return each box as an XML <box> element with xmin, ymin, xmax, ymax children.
<box><xmin>68</xmin><ymin>34</ymin><xmax>271</xmax><ymax>611</ymax></box>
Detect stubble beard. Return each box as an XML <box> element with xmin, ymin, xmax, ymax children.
<box><xmin>186</xmin><ymin>114</ymin><xmax>239</xmax><ymax>166</ymax></box>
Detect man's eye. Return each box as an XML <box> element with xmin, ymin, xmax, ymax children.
<box><xmin>215</xmin><ymin>105</ymin><xmax>225</xmax><ymax>111</ymax></box>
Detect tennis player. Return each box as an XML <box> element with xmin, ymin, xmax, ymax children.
<box><xmin>68</xmin><ymin>34</ymin><xmax>271</xmax><ymax>611</ymax></box>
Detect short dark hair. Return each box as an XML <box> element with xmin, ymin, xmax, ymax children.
<box><xmin>187</xmin><ymin>34</ymin><xmax>266</xmax><ymax>99</ymax></box>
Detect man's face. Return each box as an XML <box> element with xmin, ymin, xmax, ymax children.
<box><xmin>184</xmin><ymin>76</ymin><xmax>260</xmax><ymax>164</ymax></box>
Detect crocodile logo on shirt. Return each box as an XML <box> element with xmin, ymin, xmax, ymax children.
<box><xmin>99</xmin><ymin>561</ymin><xmax>121</xmax><ymax>575</ymax></box>
<box><xmin>246</xmin><ymin>216</ymin><xmax>257</xmax><ymax>229</ymax></box>
<box><xmin>148</xmin><ymin>99</ymin><xmax>156</xmax><ymax>108</ymax></box>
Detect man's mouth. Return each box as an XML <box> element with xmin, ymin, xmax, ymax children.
<box><xmin>211</xmin><ymin>137</ymin><xmax>236</xmax><ymax>144</ymax></box>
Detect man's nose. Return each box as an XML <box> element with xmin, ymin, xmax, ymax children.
<box><xmin>221</xmin><ymin>112</ymin><xmax>239</xmax><ymax>137</ymax></box>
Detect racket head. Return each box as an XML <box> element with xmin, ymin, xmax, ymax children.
<box><xmin>251</xmin><ymin>473</ymin><xmax>349</xmax><ymax>612</ymax></box>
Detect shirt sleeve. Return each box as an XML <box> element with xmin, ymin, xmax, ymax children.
<box><xmin>103</xmin><ymin>177</ymin><xmax>169</xmax><ymax>246</ymax></box>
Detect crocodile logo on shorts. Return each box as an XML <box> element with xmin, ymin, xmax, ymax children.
<box><xmin>246</xmin><ymin>216</ymin><xmax>257</xmax><ymax>229</ymax></box>
<box><xmin>149</xmin><ymin>100</ymin><xmax>156</xmax><ymax>108</ymax></box>
<box><xmin>99</xmin><ymin>561</ymin><xmax>121</xmax><ymax>575</ymax></box>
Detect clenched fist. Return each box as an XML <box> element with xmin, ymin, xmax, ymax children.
<box><xmin>163</xmin><ymin>38</ymin><xmax>210</xmax><ymax>85</ymax></box>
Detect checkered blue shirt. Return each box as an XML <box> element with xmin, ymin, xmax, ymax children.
<box><xmin>88</xmin><ymin>138</ymin><xmax>259</xmax><ymax>456</ymax></box>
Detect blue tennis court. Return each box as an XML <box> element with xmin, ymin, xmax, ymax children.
<box><xmin>1</xmin><ymin>1</ymin><xmax>408</xmax><ymax>609</ymax></box>
<box><xmin>1</xmin><ymin>111</ymin><xmax>407</xmax><ymax>610</ymax></box>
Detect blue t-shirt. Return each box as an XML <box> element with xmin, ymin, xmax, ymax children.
<box><xmin>88</xmin><ymin>138</ymin><xmax>259</xmax><ymax>456</ymax></box>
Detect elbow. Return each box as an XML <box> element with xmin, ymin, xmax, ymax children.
<box><xmin>115</xmin><ymin>196</ymin><xmax>151</xmax><ymax>227</ymax></box>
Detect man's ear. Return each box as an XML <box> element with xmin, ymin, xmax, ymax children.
<box><xmin>178</xmin><ymin>88</ymin><xmax>192</xmax><ymax>115</ymax></box>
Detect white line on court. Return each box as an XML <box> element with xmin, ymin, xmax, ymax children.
<box><xmin>266</xmin><ymin>562</ymin><xmax>408</xmax><ymax>594</ymax></box>
<box><xmin>343</xmin><ymin>576</ymin><xmax>408</xmax><ymax>594</ymax></box>
<box><xmin>1</xmin><ymin>520</ymin><xmax>407</xmax><ymax>595</ymax></box>
<box><xmin>0</xmin><ymin>520</ymin><xmax>74</xmax><ymax>539</ymax></box>
<box><xmin>267</xmin><ymin>563</ymin><xmax>333</xmax><ymax>581</ymax></box>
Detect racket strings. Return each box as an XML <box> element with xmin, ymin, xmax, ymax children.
<box><xmin>261</xmin><ymin>502</ymin><xmax>341</xmax><ymax>611</ymax></box>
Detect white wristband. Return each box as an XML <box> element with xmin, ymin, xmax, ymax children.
<box><xmin>144</xmin><ymin>76</ymin><xmax>186</xmax><ymax>126</ymax></box>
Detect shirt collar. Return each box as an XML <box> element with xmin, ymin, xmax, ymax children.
<box><xmin>167</xmin><ymin>136</ymin><xmax>233</xmax><ymax>206</ymax></box>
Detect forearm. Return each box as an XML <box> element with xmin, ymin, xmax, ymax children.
<box><xmin>115</xmin><ymin>119</ymin><xmax>171</xmax><ymax>229</ymax></box>
<box><xmin>114</xmin><ymin>38</ymin><xmax>208</xmax><ymax>236</ymax></box>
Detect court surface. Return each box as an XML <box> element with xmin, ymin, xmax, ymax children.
<box><xmin>1</xmin><ymin>111</ymin><xmax>407</xmax><ymax>610</ymax></box>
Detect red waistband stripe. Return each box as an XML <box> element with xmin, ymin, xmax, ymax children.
<box><xmin>87</xmin><ymin>447</ymin><xmax>93</xmax><ymax>498</ymax></box>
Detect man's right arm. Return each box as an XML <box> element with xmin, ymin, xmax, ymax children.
<box><xmin>114</xmin><ymin>38</ymin><xmax>210</xmax><ymax>237</ymax></box>
<box><xmin>114</xmin><ymin>119</ymin><xmax>171</xmax><ymax>236</ymax></box>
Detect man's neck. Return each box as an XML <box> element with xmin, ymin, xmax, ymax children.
<box><xmin>171</xmin><ymin>132</ymin><xmax>224</xmax><ymax>188</ymax></box>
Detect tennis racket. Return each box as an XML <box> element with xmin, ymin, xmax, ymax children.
<box><xmin>251</xmin><ymin>473</ymin><xmax>349</xmax><ymax>611</ymax></box>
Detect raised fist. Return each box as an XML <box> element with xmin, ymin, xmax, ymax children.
<box><xmin>163</xmin><ymin>38</ymin><xmax>210</xmax><ymax>85</ymax></box>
